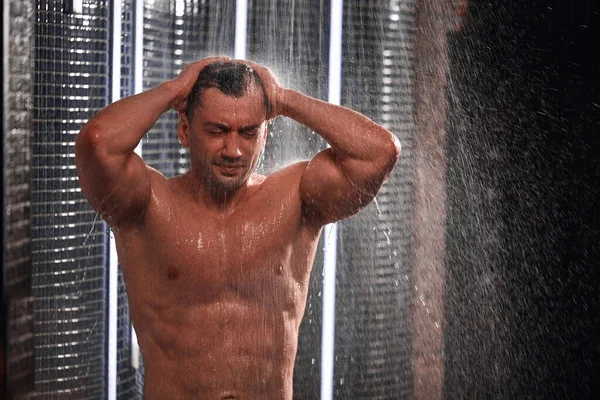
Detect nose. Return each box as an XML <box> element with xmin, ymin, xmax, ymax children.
<box><xmin>221</xmin><ymin>132</ymin><xmax>243</xmax><ymax>159</ymax></box>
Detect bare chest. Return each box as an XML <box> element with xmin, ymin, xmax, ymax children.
<box><xmin>156</xmin><ymin>207</ymin><xmax>294</xmax><ymax>287</ymax></box>
<box><xmin>117</xmin><ymin>190</ymin><xmax>316</xmax><ymax>307</ymax></box>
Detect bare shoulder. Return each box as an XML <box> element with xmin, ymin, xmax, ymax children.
<box><xmin>146</xmin><ymin>165</ymin><xmax>170</xmax><ymax>186</ymax></box>
<box><xmin>256</xmin><ymin>161</ymin><xmax>309</xmax><ymax>192</ymax></box>
<box><xmin>247</xmin><ymin>161</ymin><xmax>309</xmax><ymax>209</ymax></box>
<box><xmin>146</xmin><ymin>165</ymin><xmax>192</xmax><ymax>198</ymax></box>
<box><xmin>255</xmin><ymin>161</ymin><xmax>323</xmax><ymax>231</ymax></box>
<box><xmin>113</xmin><ymin>165</ymin><xmax>170</xmax><ymax>230</ymax></box>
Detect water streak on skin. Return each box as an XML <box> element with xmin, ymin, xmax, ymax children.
<box><xmin>219</xmin><ymin>228</ymin><xmax>227</xmax><ymax>268</ymax></box>
<box><xmin>151</xmin><ymin>187</ymin><xmax>160</xmax><ymax>205</ymax></box>
<box><xmin>197</xmin><ymin>232</ymin><xmax>203</xmax><ymax>251</ymax></box>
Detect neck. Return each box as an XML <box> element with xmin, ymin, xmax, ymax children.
<box><xmin>184</xmin><ymin>170</ymin><xmax>250</xmax><ymax>213</ymax></box>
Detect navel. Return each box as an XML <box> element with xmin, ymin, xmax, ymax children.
<box><xmin>167</xmin><ymin>266</ymin><xmax>179</xmax><ymax>280</ymax></box>
<box><xmin>276</xmin><ymin>264</ymin><xmax>284</xmax><ymax>275</ymax></box>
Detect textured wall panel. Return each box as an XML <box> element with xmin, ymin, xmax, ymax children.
<box><xmin>334</xmin><ymin>1</ymin><xmax>416</xmax><ymax>398</ymax></box>
<box><xmin>180</xmin><ymin>0</ymin><xmax>236</xmax><ymax>60</ymax></box>
<box><xmin>140</xmin><ymin>0</ymin><xmax>180</xmax><ymax>177</ymax></box>
<box><xmin>4</xmin><ymin>0</ymin><xmax>36</xmax><ymax>396</ymax></box>
<box><xmin>31</xmin><ymin>1</ymin><xmax>109</xmax><ymax>397</ymax></box>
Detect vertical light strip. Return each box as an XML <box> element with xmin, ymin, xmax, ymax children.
<box><xmin>129</xmin><ymin>0</ymin><xmax>144</xmax><ymax>370</ymax></box>
<box><xmin>321</xmin><ymin>0</ymin><xmax>343</xmax><ymax>399</ymax></box>
<box><xmin>328</xmin><ymin>0</ymin><xmax>343</xmax><ymax>106</ymax></box>
<box><xmin>71</xmin><ymin>0</ymin><xmax>83</xmax><ymax>14</ymax></box>
<box><xmin>134</xmin><ymin>0</ymin><xmax>144</xmax><ymax>96</ymax></box>
<box><xmin>108</xmin><ymin>1</ymin><xmax>123</xmax><ymax>399</ymax></box>
<box><xmin>3</xmin><ymin>0</ymin><xmax>10</xmax><ymax>294</ymax></box>
<box><xmin>3</xmin><ymin>2</ymin><xmax>8</xmax><ymax>113</ymax></box>
<box><xmin>234</xmin><ymin>0</ymin><xmax>248</xmax><ymax>59</ymax></box>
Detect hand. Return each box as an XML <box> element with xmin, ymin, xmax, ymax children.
<box><xmin>238</xmin><ymin>60</ymin><xmax>284</xmax><ymax>119</ymax></box>
<box><xmin>170</xmin><ymin>56</ymin><xmax>231</xmax><ymax>114</ymax></box>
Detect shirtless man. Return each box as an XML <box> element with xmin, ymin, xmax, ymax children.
<box><xmin>75</xmin><ymin>57</ymin><xmax>400</xmax><ymax>399</ymax></box>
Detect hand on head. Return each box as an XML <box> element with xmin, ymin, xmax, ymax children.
<box><xmin>171</xmin><ymin>57</ymin><xmax>284</xmax><ymax>120</ymax></box>
<box><xmin>171</xmin><ymin>56</ymin><xmax>231</xmax><ymax>114</ymax></box>
<box><xmin>234</xmin><ymin>60</ymin><xmax>284</xmax><ymax>120</ymax></box>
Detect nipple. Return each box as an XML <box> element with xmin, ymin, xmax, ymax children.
<box><xmin>167</xmin><ymin>266</ymin><xmax>179</xmax><ymax>280</ymax></box>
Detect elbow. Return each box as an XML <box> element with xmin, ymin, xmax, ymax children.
<box><xmin>76</xmin><ymin>121</ymin><xmax>105</xmax><ymax>155</ymax></box>
<box><xmin>383</xmin><ymin>133</ymin><xmax>401</xmax><ymax>171</ymax></box>
<box><xmin>75</xmin><ymin>121</ymin><xmax>108</xmax><ymax>168</ymax></box>
<box><xmin>391</xmin><ymin>134</ymin><xmax>401</xmax><ymax>163</ymax></box>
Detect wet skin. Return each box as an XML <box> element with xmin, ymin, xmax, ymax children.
<box><xmin>114</xmin><ymin>87</ymin><xmax>319</xmax><ymax>399</ymax></box>
<box><xmin>116</xmin><ymin>164</ymin><xmax>318</xmax><ymax>399</ymax></box>
<box><xmin>76</xmin><ymin>59</ymin><xmax>399</xmax><ymax>399</ymax></box>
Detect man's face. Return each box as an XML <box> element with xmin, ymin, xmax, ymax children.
<box><xmin>180</xmin><ymin>86</ymin><xmax>268</xmax><ymax>193</ymax></box>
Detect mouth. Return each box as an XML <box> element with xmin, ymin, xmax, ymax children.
<box><xmin>215</xmin><ymin>163</ymin><xmax>245</xmax><ymax>176</ymax></box>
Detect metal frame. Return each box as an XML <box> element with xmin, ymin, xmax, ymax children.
<box><xmin>129</xmin><ymin>0</ymin><xmax>145</xmax><ymax>371</ymax></box>
<box><xmin>321</xmin><ymin>1</ymin><xmax>343</xmax><ymax>398</ymax></box>
<box><xmin>1</xmin><ymin>0</ymin><xmax>9</xmax><ymax>396</ymax></box>
<box><xmin>235</xmin><ymin>0</ymin><xmax>248</xmax><ymax>59</ymax></box>
<box><xmin>107</xmin><ymin>1</ymin><xmax>123</xmax><ymax>398</ymax></box>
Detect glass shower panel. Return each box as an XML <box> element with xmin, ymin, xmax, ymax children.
<box><xmin>4</xmin><ymin>0</ymin><xmax>35</xmax><ymax>396</ymax></box>
<box><xmin>31</xmin><ymin>0</ymin><xmax>110</xmax><ymax>398</ymax></box>
<box><xmin>333</xmin><ymin>1</ymin><xmax>416</xmax><ymax>397</ymax></box>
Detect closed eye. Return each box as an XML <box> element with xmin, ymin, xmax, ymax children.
<box><xmin>240</xmin><ymin>128</ymin><xmax>260</xmax><ymax>137</ymax></box>
<box><xmin>239</xmin><ymin>124</ymin><xmax>262</xmax><ymax>137</ymax></box>
<box><xmin>205</xmin><ymin>122</ymin><xmax>229</xmax><ymax>134</ymax></box>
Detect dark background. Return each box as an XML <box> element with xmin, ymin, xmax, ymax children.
<box><xmin>444</xmin><ymin>0</ymin><xmax>600</xmax><ymax>398</ymax></box>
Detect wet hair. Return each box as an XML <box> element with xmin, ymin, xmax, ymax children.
<box><xmin>185</xmin><ymin>61</ymin><xmax>270</xmax><ymax>120</ymax></box>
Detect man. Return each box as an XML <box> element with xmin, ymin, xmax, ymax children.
<box><xmin>75</xmin><ymin>57</ymin><xmax>400</xmax><ymax>399</ymax></box>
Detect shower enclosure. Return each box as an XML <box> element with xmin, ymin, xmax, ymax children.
<box><xmin>3</xmin><ymin>0</ymin><xmax>599</xmax><ymax>399</ymax></box>
<box><xmin>4</xmin><ymin>0</ymin><xmax>431</xmax><ymax>398</ymax></box>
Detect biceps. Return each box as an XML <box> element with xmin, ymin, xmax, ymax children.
<box><xmin>299</xmin><ymin>149</ymin><xmax>377</xmax><ymax>225</ymax></box>
<box><xmin>76</xmin><ymin>148</ymin><xmax>151</xmax><ymax>226</ymax></box>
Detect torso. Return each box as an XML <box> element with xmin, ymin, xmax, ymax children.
<box><xmin>114</xmin><ymin>162</ymin><xmax>321</xmax><ymax>400</ymax></box>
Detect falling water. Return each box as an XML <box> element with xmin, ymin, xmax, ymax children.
<box><xmin>3</xmin><ymin>0</ymin><xmax>600</xmax><ymax>399</ymax></box>
<box><xmin>442</xmin><ymin>2</ymin><xmax>600</xmax><ymax>399</ymax></box>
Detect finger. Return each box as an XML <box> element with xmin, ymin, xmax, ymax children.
<box><xmin>174</xmin><ymin>99</ymin><xmax>188</xmax><ymax>114</ymax></box>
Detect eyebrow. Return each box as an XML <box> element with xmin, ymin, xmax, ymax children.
<box><xmin>239</xmin><ymin>124</ymin><xmax>262</xmax><ymax>132</ymax></box>
<box><xmin>204</xmin><ymin>122</ymin><xmax>262</xmax><ymax>132</ymax></box>
<box><xmin>204</xmin><ymin>122</ymin><xmax>230</xmax><ymax>131</ymax></box>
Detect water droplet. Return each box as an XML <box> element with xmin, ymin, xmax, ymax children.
<box><xmin>197</xmin><ymin>232</ymin><xmax>204</xmax><ymax>250</ymax></box>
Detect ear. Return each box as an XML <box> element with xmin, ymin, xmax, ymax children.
<box><xmin>178</xmin><ymin>111</ymin><xmax>191</xmax><ymax>147</ymax></box>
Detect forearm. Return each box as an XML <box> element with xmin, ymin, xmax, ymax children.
<box><xmin>79</xmin><ymin>81</ymin><xmax>179</xmax><ymax>155</ymax></box>
<box><xmin>279</xmin><ymin>89</ymin><xmax>400</xmax><ymax>162</ymax></box>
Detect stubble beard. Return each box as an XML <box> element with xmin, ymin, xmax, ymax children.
<box><xmin>200</xmin><ymin>159</ymin><xmax>253</xmax><ymax>195</ymax></box>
